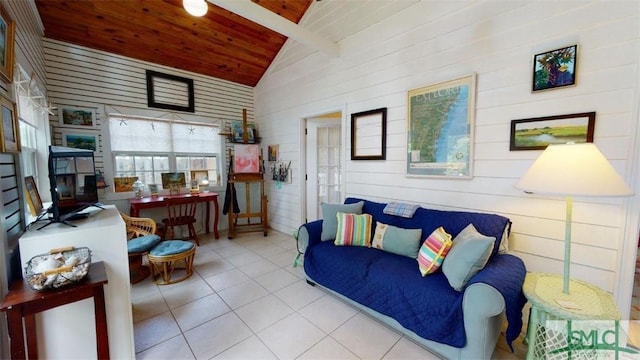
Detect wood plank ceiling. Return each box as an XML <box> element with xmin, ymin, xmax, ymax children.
<box><xmin>35</xmin><ymin>0</ymin><xmax>313</xmax><ymax>87</ymax></box>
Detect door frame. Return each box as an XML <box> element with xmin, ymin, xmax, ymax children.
<box><xmin>299</xmin><ymin>105</ymin><xmax>347</xmax><ymax>224</ymax></box>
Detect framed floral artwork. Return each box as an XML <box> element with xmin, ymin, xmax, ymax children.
<box><xmin>532</xmin><ymin>45</ymin><xmax>577</xmax><ymax>92</ymax></box>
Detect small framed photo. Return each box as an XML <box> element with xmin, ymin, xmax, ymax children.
<box><xmin>24</xmin><ymin>176</ymin><xmax>43</xmax><ymax>216</ymax></box>
<box><xmin>0</xmin><ymin>95</ymin><xmax>19</xmax><ymax>153</ymax></box>
<box><xmin>268</xmin><ymin>144</ymin><xmax>279</xmax><ymax>161</ymax></box>
<box><xmin>58</xmin><ymin>106</ymin><xmax>97</xmax><ymax>129</ymax></box>
<box><xmin>61</xmin><ymin>130</ymin><xmax>99</xmax><ymax>152</ymax></box>
<box><xmin>148</xmin><ymin>184</ymin><xmax>159</xmax><ymax>196</ymax></box>
<box><xmin>510</xmin><ymin>112</ymin><xmax>595</xmax><ymax>151</ymax></box>
<box><xmin>532</xmin><ymin>45</ymin><xmax>577</xmax><ymax>92</ymax></box>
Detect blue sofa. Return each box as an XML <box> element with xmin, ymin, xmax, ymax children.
<box><xmin>297</xmin><ymin>198</ymin><xmax>526</xmax><ymax>359</ymax></box>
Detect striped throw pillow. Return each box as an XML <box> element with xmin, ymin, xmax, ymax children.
<box><xmin>334</xmin><ymin>212</ymin><xmax>373</xmax><ymax>247</ymax></box>
<box><xmin>417</xmin><ymin>227</ymin><xmax>453</xmax><ymax>276</ymax></box>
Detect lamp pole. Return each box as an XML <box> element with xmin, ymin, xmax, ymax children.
<box><xmin>564</xmin><ymin>196</ymin><xmax>572</xmax><ymax>295</ymax></box>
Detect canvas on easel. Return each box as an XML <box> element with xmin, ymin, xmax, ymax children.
<box><xmin>233</xmin><ymin>144</ymin><xmax>260</xmax><ymax>173</ymax></box>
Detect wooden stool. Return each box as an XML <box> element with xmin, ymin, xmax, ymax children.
<box><xmin>147</xmin><ymin>240</ymin><xmax>196</xmax><ymax>285</ymax></box>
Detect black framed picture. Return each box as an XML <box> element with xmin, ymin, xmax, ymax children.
<box><xmin>532</xmin><ymin>45</ymin><xmax>577</xmax><ymax>92</ymax></box>
<box><xmin>510</xmin><ymin>112</ymin><xmax>595</xmax><ymax>151</ymax></box>
<box><xmin>146</xmin><ymin>70</ymin><xmax>195</xmax><ymax>112</ymax></box>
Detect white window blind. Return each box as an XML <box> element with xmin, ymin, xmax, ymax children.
<box><xmin>109</xmin><ymin>116</ymin><xmax>219</xmax><ymax>153</ymax></box>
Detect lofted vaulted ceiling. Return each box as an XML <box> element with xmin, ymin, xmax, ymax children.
<box><xmin>35</xmin><ymin>0</ymin><xmax>314</xmax><ymax>87</ymax></box>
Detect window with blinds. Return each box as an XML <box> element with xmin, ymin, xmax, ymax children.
<box><xmin>109</xmin><ymin>115</ymin><xmax>221</xmax><ymax>188</ymax></box>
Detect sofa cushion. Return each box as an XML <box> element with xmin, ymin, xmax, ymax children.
<box><xmin>443</xmin><ymin>224</ymin><xmax>494</xmax><ymax>291</ymax></box>
<box><xmin>344</xmin><ymin>197</ymin><xmax>511</xmax><ymax>257</ymax></box>
<box><xmin>372</xmin><ymin>222</ymin><xmax>422</xmax><ymax>258</ymax></box>
<box><xmin>417</xmin><ymin>227</ymin><xmax>452</xmax><ymax>276</ymax></box>
<box><xmin>321</xmin><ymin>201</ymin><xmax>364</xmax><ymax>241</ymax></box>
<box><xmin>334</xmin><ymin>212</ymin><xmax>372</xmax><ymax>247</ymax></box>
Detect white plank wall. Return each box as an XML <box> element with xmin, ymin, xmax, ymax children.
<box><xmin>0</xmin><ymin>1</ymin><xmax>47</xmax><ymax>358</ymax></box>
<box><xmin>43</xmin><ymin>38</ymin><xmax>255</xmax><ymax>226</ymax></box>
<box><xmin>255</xmin><ymin>0</ymin><xmax>640</xmax><ymax>302</ymax></box>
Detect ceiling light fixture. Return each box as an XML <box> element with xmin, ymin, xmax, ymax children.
<box><xmin>183</xmin><ymin>0</ymin><xmax>208</xmax><ymax>17</ymax></box>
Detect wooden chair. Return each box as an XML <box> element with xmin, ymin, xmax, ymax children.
<box><xmin>120</xmin><ymin>212</ymin><xmax>161</xmax><ymax>284</ymax></box>
<box><xmin>161</xmin><ymin>196</ymin><xmax>200</xmax><ymax>246</ymax></box>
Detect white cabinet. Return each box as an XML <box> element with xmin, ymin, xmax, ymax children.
<box><xmin>19</xmin><ymin>205</ymin><xmax>134</xmax><ymax>359</ymax></box>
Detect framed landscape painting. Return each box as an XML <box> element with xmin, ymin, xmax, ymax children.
<box><xmin>59</xmin><ymin>106</ymin><xmax>97</xmax><ymax>128</ymax></box>
<box><xmin>407</xmin><ymin>74</ymin><xmax>476</xmax><ymax>178</ymax></box>
<box><xmin>510</xmin><ymin>112</ymin><xmax>595</xmax><ymax>151</ymax></box>
<box><xmin>61</xmin><ymin>130</ymin><xmax>99</xmax><ymax>152</ymax></box>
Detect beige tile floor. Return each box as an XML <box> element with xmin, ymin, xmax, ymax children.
<box><xmin>132</xmin><ymin>231</ymin><xmax>527</xmax><ymax>359</ymax></box>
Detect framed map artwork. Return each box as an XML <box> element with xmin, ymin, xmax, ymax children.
<box><xmin>407</xmin><ymin>74</ymin><xmax>476</xmax><ymax>178</ymax></box>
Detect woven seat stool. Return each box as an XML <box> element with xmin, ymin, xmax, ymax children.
<box><xmin>148</xmin><ymin>240</ymin><xmax>196</xmax><ymax>285</ymax></box>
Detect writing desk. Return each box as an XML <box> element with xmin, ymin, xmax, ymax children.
<box><xmin>0</xmin><ymin>261</ymin><xmax>109</xmax><ymax>359</ymax></box>
<box><xmin>129</xmin><ymin>192</ymin><xmax>219</xmax><ymax>239</ymax></box>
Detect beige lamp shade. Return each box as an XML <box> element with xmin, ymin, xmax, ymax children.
<box><xmin>515</xmin><ymin>143</ymin><xmax>632</xmax><ymax>197</ymax></box>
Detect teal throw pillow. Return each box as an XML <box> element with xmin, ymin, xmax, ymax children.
<box><xmin>442</xmin><ymin>224</ymin><xmax>495</xmax><ymax>291</ymax></box>
<box><xmin>371</xmin><ymin>221</ymin><xmax>422</xmax><ymax>258</ymax></box>
<box><xmin>320</xmin><ymin>201</ymin><xmax>364</xmax><ymax>241</ymax></box>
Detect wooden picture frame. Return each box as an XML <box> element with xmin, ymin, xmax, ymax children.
<box><xmin>510</xmin><ymin>112</ymin><xmax>595</xmax><ymax>151</ymax></box>
<box><xmin>24</xmin><ymin>176</ymin><xmax>43</xmax><ymax>216</ymax></box>
<box><xmin>532</xmin><ymin>45</ymin><xmax>577</xmax><ymax>92</ymax></box>
<box><xmin>407</xmin><ymin>74</ymin><xmax>475</xmax><ymax>178</ymax></box>
<box><xmin>61</xmin><ymin>130</ymin><xmax>99</xmax><ymax>152</ymax></box>
<box><xmin>146</xmin><ymin>70</ymin><xmax>195</xmax><ymax>113</ymax></box>
<box><xmin>0</xmin><ymin>95</ymin><xmax>19</xmax><ymax>152</ymax></box>
<box><xmin>0</xmin><ymin>4</ymin><xmax>15</xmax><ymax>83</ymax></box>
<box><xmin>58</xmin><ymin>106</ymin><xmax>97</xmax><ymax>129</ymax></box>
<box><xmin>351</xmin><ymin>108</ymin><xmax>387</xmax><ymax>160</ymax></box>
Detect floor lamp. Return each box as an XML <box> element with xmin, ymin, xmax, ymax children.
<box><xmin>515</xmin><ymin>143</ymin><xmax>632</xmax><ymax>295</ymax></box>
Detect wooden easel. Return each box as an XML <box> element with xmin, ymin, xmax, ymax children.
<box><xmin>227</xmin><ymin>110</ymin><xmax>268</xmax><ymax>239</ymax></box>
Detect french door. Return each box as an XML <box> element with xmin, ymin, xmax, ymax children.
<box><xmin>305</xmin><ymin>118</ymin><xmax>341</xmax><ymax>221</ymax></box>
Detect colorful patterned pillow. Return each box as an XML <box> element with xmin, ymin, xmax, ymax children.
<box><xmin>334</xmin><ymin>212</ymin><xmax>373</xmax><ymax>247</ymax></box>
<box><xmin>371</xmin><ymin>222</ymin><xmax>422</xmax><ymax>258</ymax></box>
<box><xmin>417</xmin><ymin>227</ymin><xmax>452</xmax><ymax>276</ymax></box>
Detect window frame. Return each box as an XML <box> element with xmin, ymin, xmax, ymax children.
<box><xmin>106</xmin><ymin>114</ymin><xmax>225</xmax><ymax>199</ymax></box>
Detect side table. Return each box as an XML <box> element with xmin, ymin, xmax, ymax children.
<box><xmin>0</xmin><ymin>261</ymin><xmax>110</xmax><ymax>359</ymax></box>
<box><xmin>523</xmin><ymin>273</ymin><xmax>621</xmax><ymax>359</ymax></box>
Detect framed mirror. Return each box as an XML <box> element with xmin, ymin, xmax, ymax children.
<box><xmin>351</xmin><ymin>108</ymin><xmax>387</xmax><ymax>160</ymax></box>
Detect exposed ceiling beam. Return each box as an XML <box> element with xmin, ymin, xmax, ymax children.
<box><xmin>207</xmin><ymin>0</ymin><xmax>340</xmax><ymax>58</ymax></box>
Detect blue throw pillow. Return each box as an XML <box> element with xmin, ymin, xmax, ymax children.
<box><xmin>320</xmin><ymin>201</ymin><xmax>364</xmax><ymax>241</ymax></box>
<box><xmin>442</xmin><ymin>224</ymin><xmax>494</xmax><ymax>291</ymax></box>
<box><xmin>371</xmin><ymin>221</ymin><xmax>422</xmax><ymax>258</ymax></box>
